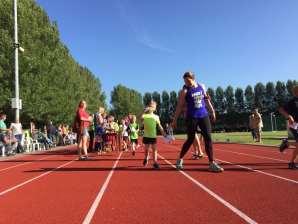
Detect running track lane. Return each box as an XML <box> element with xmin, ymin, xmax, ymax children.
<box><xmin>0</xmin><ymin>145</ymin><xmax>75</xmax><ymax>171</ymax></box>
<box><xmin>214</xmin><ymin>144</ymin><xmax>297</xmax><ymax>181</ymax></box>
<box><xmin>159</xmin><ymin>141</ymin><xmax>298</xmax><ymax>224</ymax></box>
<box><xmin>173</xmin><ymin>139</ymin><xmax>297</xmax><ymax>180</ymax></box>
<box><xmin>0</xmin><ymin>150</ymin><xmax>120</xmax><ymax>223</ymax></box>
<box><xmin>89</xmin><ymin>150</ymin><xmax>249</xmax><ymax>224</ymax></box>
<box><xmin>0</xmin><ymin>153</ymin><xmax>77</xmax><ymax>193</ymax></box>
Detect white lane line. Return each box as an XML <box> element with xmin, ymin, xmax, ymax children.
<box><xmin>0</xmin><ymin>159</ymin><xmax>75</xmax><ymax>197</ymax></box>
<box><xmin>158</xmin><ymin>154</ymin><xmax>258</xmax><ymax>224</ymax></box>
<box><xmin>166</xmin><ymin>143</ymin><xmax>295</xmax><ymax>183</ymax></box>
<box><xmin>82</xmin><ymin>152</ymin><xmax>123</xmax><ymax>224</ymax></box>
<box><xmin>216</xmin><ymin>149</ymin><xmax>288</xmax><ymax>162</ymax></box>
<box><xmin>219</xmin><ymin>144</ymin><xmax>291</xmax><ymax>155</ymax></box>
<box><xmin>238</xmin><ymin>146</ymin><xmax>288</xmax><ymax>154</ymax></box>
<box><xmin>0</xmin><ymin>155</ymin><xmax>57</xmax><ymax>173</ymax></box>
<box><xmin>217</xmin><ymin>158</ymin><xmax>298</xmax><ymax>184</ymax></box>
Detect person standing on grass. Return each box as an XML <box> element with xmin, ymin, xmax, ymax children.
<box><xmin>171</xmin><ymin>71</ymin><xmax>223</xmax><ymax>172</ymax></box>
<box><xmin>249</xmin><ymin>113</ymin><xmax>256</xmax><ymax>141</ymax></box>
<box><xmin>142</xmin><ymin>100</ymin><xmax>165</xmax><ymax>169</ymax></box>
<box><xmin>252</xmin><ymin>108</ymin><xmax>263</xmax><ymax>143</ymax></box>
<box><xmin>76</xmin><ymin>100</ymin><xmax>93</xmax><ymax>160</ymax></box>
<box><xmin>129</xmin><ymin>115</ymin><xmax>139</xmax><ymax>156</ymax></box>
<box><xmin>278</xmin><ymin>85</ymin><xmax>298</xmax><ymax>169</ymax></box>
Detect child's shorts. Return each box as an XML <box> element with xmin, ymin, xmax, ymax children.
<box><xmin>143</xmin><ymin>137</ymin><xmax>156</xmax><ymax>144</ymax></box>
<box><xmin>130</xmin><ymin>139</ymin><xmax>138</xmax><ymax>144</ymax></box>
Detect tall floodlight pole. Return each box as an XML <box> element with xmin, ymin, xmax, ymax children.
<box><xmin>14</xmin><ymin>0</ymin><xmax>20</xmax><ymax>122</ymax></box>
<box><xmin>270</xmin><ymin>112</ymin><xmax>274</xmax><ymax>132</ymax></box>
<box><xmin>274</xmin><ymin>114</ymin><xmax>277</xmax><ymax>131</ymax></box>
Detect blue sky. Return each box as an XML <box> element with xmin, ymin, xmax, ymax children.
<box><xmin>36</xmin><ymin>0</ymin><xmax>298</xmax><ymax>103</ymax></box>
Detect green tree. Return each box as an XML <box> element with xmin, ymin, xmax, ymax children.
<box><xmin>110</xmin><ymin>85</ymin><xmax>143</xmax><ymax>119</ymax></box>
<box><xmin>215</xmin><ymin>87</ymin><xmax>226</xmax><ymax>114</ymax></box>
<box><xmin>0</xmin><ymin>0</ymin><xmax>105</xmax><ymax>125</ymax></box>
<box><xmin>244</xmin><ymin>85</ymin><xmax>254</xmax><ymax>112</ymax></box>
<box><xmin>152</xmin><ymin>91</ymin><xmax>161</xmax><ymax>116</ymax></box>
<box><xmin>161</xmin><ymin>91</ymin><xmax>170</xmax><ymax>124</ymax></box>
<box><xmin>234</xmin><ymin>88</ymin><xmax>244</xmax><ymax>113</ymax></box>
<box><xmin>224</xmin><ymin>85</ymin><xmax>235</xmax><ymax>113</ymax></box>
<box><xmin>143</xmin><ymin>92</ymin><xmax>152</xmax><ymax>107</ymax></box>
<box><xmin>286</xmin><ymin>80</ymin><xmax>297</xmax><ymax>100</ymax></box>
<box><xmin>264</xmin><ymin>82</ymin><xmax>276</xmax><ymax>113</ymax></box>
<box><xmin>207</xmin><ymin>87</ymin><xmax>215</xmax><ymax>104</ymax></box>
<box><xmin>254</xmin><ymin>82</ymin><xmax>266</xmax><ymax>111</ymax></box>
<box><xmin>275</xmin><ymin>81</ymin><xmax>287</xmax><ymax>106</ymax></box>
<box><xmin>169</xmin><ymin>91</ymin><xmax>177</xmax><ymax>119</ymax></box>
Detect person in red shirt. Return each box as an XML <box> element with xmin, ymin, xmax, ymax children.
<box><xmin>76</xmin><ymin>100</ymin><xmax>93</xmax><ymax>160</ymax></box>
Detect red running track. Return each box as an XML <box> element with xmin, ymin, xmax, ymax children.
<box><xmin>0</xmin><ymin>141</ymin><xmax>297</xmax><ymax>224</ymax></box>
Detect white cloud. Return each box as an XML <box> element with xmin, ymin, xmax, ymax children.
<box><xmin>114</xmin><ymin>0</ymin><xmax>174</xmax><ymax>53</ymax></box>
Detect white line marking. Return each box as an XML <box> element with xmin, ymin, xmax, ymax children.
<box><xmin>158</xmin><ymin>154</ymin><xmax>258</xmax><ymax>224</ymax></box>
<box><xmin>217</xmin><ymin>158</ymin><xmax>298</xmax><ymax>184</ymax></box>
<box><xmin>166</xmin><ymin>142</ymin><xmax>297</xmax><ymax>184</ymax></box>
<box><xmin>216</xmin><ymin>149</ymin><xmax>288</xmax><ymax>162</ymax></box>
<box><xmin>0</xmin><ymin>160</ymin><xmax>75</xmax><ymax>197</ymax></box>
<box><xmin>82</xmin><ymin>152</ymin><xmax>123</xmax><ymax>224</ymax></box>
<box><xmin>219</xmin><ymin>144</ymin><xmax>291</xmax><ymax>155</ymax></box>
<box><xmin>0</xmin><ymin>155</ymin><xmax>56</xmax><ymax>173</ymax></box>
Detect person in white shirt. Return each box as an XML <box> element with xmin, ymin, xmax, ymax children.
<box><xmin>10</xmin><ymin>118</ymin><xmax>23</xmax><ymax>152</ymax></box>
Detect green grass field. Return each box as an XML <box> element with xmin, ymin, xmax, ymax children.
<box><xmin>175</xmin><ymin>131</ymin><xmax>288</xmax><ymax>147</ymax></box>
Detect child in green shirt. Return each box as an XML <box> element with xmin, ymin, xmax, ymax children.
<box><xmin>129</xmin><ymin>115</ymin><xmax>139</xmax><ymax>156</ymax></box>
<box><xmin>141</xmin><ymin>101</ymin><xmax>165</xmax><ymax>169</ymax></box>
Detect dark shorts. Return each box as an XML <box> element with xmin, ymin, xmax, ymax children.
<box><xmin>143</xmin><ymin>137</ymin><xmax>156</xmax><ymax>145</ymax></box>
<box><xmin>130</xmin><ymin>139</ymin><xmax>138</xmax><ymax>144</ymax></box>
<box><xmin>289</xmin><ymin>128</ymin><xmax>298</xmax><ymax>142</ymax></box>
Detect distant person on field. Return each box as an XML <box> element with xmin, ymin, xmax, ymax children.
<box><xmin>278</xmin><ymin>85</ymin><xmax>298</xmax><ymax>169</ymax></box>
<box><xmin>248</xmin><ymin>113</ymin><xmax>256</xmax><ymax>141</ymax></box>
<box><xmin>252</xmin><ymin>108</ymin><xmax>263</xmax><ymax>143</ymax></box>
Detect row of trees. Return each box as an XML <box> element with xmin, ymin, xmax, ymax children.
<box><xmin>110</xmin><ymin>79</ymin><xmax>296</xmax><ymax>131</ymax></box>
<box><xmin>0</xmin><ymin>0</ymin><xmax>105</xmax><ymax>126</ymax></box>
<box><xmin>207</xmin><ymin>80</ymin><xmax>297</xmax><ymax>115</ymax></box>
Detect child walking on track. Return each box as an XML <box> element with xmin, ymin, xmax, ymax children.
<box><xmin>279</xmin><ymin>85</ymin><xmax>298</xmax><ymax>169</ymax></box>
<box><xmin>142</xmin><ymin>101</ymin><xmax>165</xmax><ymax>169</ymax></box>
<box><xmin>129</xmin><ymin>115</ymin><xmax>139</xmax><ymax>156</ymax></box>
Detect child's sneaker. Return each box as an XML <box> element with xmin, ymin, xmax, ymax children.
<box><xmin>208</xmin><ymin>161</ymin><xmax>224</xmax><ymax>172</ymax></box>
<box><xmin>192</xmin><ymin>153</ymin><xmax>204</xmax><ymax>160</ymax></box>
<box><xmin>279</xmin><ymin>139</ymin><xmax>289</xmax><ymax>152</ymax></box>
<box><xmin>153</xmin><ymin>163</ymin><xmax>160</xmax><ymax>169</ymax></box>
<box><xmin>288</xmin><ymin>162</ymin><xmax>298</xmax><ymax>169</ymax></box>
<box><xmin>176</xmin><ymin>159</ymin><xmax>183</xmax><ymax>170</ymax></box>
